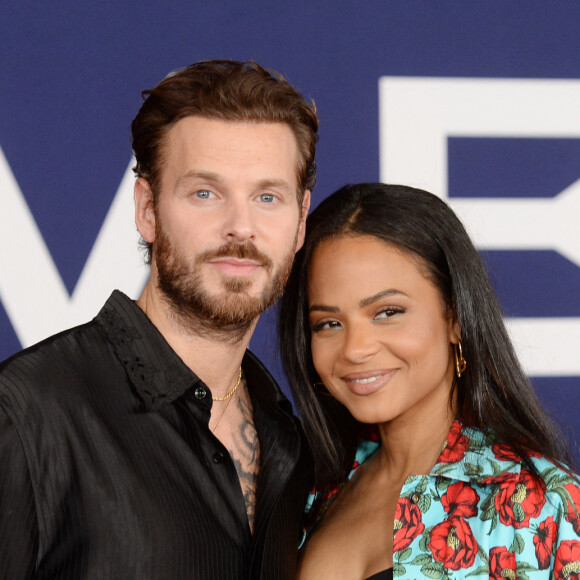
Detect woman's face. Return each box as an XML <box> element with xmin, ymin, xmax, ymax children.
<box><xmin>307</xmin><ymin>235</ymin><xmax>459</xmax><ymax>426</ymax></box>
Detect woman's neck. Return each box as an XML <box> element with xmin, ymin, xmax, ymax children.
<box><xmin>375</xmin><ymin>403</ymin><xmax>456</xmax><ymax>481</ymax></box>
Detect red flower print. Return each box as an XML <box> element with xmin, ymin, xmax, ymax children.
<box><xmin>565</xmin><ymin>483</ymin><xmax>580</xmax><ymax>535</ymax></box>
<box><xmin>393</xmin><ymin>497</ymin><xmax>425</xmax><ymax>552</ymax></box>
<box><xmin>492</xmin><ymin>442</ymin><xmax>523</xmax><ymax>463</ymax></box>
<box><xmin>441</xmin><ymin>482</ymin><xmax>480</xmax><ymax>518</ymax></box>
<box><xmin>428</xmin><ymin>516</ymin><xmax>478</xmax><ymax>571</ymax></box>
<box><xmin>488</xmin><ymin>546</ymin><xmax>517</xmax><ymax>580</ymax></box>
<box><xmin>438</xmin><ymin>421</ymin><xmax>470</xmax><ymax>464</ymax></box>
<box><xmin>481</xmin><ymin>472</ymin><xmax>517</xmax><ymax>486</ymax></box>
<box><xmin>554</xmin><ymin>540</ymin><xmax>580</xmax><ymax>580</ymax></box>
<box><xmin>492</xmin><ymin>442</ymin><xmax>542</xmax><ymax>462</ymax></box>
<box><xmin>495</xmin><ymin>469</ymin><xmax>546</xmax><ymax>528</ymax></box>
<box><xmin>534</xmin><ymin>517</ymin><xmax>558</xmax><ymax>569</ymax></box>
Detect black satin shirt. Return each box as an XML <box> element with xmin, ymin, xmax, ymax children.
<box><xmin>0</xmin><ymin>291</ymin><xmax>310</xmax><ymax>579</ymax></box>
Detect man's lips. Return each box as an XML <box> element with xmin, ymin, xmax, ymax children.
<box><xmin>207</xmin><ymin>258</ymin><xmax>262</xmax><ymax>276</ymax></box>
<box><xmin>341</xmin><ymin>369</ymin><xmax>398</xmax><ymax>396</ymax></box>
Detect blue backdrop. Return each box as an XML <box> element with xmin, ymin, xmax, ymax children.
<box><xmin>1</xmin><ymin>1</ymin><xmax>579</xmax><ymax>457</ymax></box>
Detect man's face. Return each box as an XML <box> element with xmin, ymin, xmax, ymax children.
<box><xmin>140</xmin><ymin>116</ymin><xmax>309</xmax><ymax>335</ymax></box>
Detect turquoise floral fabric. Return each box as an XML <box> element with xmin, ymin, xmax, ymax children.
<box><xmin>304</xmin><ymin>421</ymin><xmax>580</xmax><ymax>579</ymax></box>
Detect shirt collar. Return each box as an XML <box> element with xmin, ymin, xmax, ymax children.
<box><xmin>430</xmin><ymin>420</ymin><xmax>522</xmax><ymax>484</ymax></box>
<box><xmin>95</xmin><ymin>290</ymin><xmax>207</xmax><ymax>410</ymax></box>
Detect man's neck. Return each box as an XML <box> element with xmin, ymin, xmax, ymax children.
<box><xmin>137</xmin><ymin>281</ymin><xmax>257</xmax><ymax>398</ymax></box>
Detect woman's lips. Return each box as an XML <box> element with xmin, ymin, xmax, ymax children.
<box><xmin>341</xmin><ymin>369</ymin><xmax>398</xmax><ymax>396</ymax></box>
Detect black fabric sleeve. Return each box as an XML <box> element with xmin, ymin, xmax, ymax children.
<box><xmin>0</xmin><ymin>409</ymin><xmax>39</xmax><ymax>578</ymax></box>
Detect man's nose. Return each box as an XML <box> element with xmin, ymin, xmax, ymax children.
<box><xmin>221</xmin><ymin>196</ymin><xmax>255</xmax><ymax>242</ymax></box>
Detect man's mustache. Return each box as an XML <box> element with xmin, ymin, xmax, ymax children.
<box><xmin>198</xmin><ymin>242</ymin><xmax>273</xmax><ymax>269</ymax></box>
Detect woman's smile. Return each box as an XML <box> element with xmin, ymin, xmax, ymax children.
<box><xmin>341</xmin><ymin>369</ymin><xmax>398</xmax><ymax>396</ymax></box>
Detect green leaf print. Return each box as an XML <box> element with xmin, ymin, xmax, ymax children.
<box><xmin>481</xmin><ymin>504</ymin><xmax>496</xmax><ymax>521</ymax></box>
<box><xmin>410</xmin><ymin>553</ymin><xmax>433</xmax><ymax>566</ymax></box>
<box><xmin>490</xmin><ymin>460</ymin><xmax>502</xmax><ymax>477</ymax></box>
<box><xmin>466</xmin><ymin>565</ymin><xmax>489</xmax><ymax>577</ymax></box>
<box><xmin>418</xmin><ymin>494</ymin><xmax>432</xmax><ymax>513</ymax></box>
<box><xmin>555</xmin><ymin>486</ymin><xmax>579</xmax><ymax>518</ymax></box>
<box><xmin>477</xmin><ymin>544</ymin><xmax>490</xmax><ymax>565</ymax></box>
<box><xmin>419</xmin><ymin>528</ymin><xmax>432</xmax><ymax>552</ymax></box>
<box><xmin>463</xmin><ymin>463</ymin><xmax>484</xmax><ymax>477</ymax></box>
<box><xmin>516</xmin><ymin>562</ymin><xmax>538</xmax><ymax>571</ymax></box>
<box><xmin>397</xmin><ymin>548</ymin><xmax>412</xmax><ymax>562</ymax></box>
<box><xmin>416</xmin><ymin>476</ymin><xmax>429</xmax><ymax>495</ymax></box>
<box><xmin>509</xmin><ymin>532</ymin><xmax>525</xmax><ymax>554</ymax></box>
<box><xmin>392</xmin><ymin>563</ymin><xmax>406</xmax><ymax>577</ymax></box>
<box><xmin>480</xmin><ymin>491</ymin><xmax>495</xmax><ymax>514</ymax></box>
<box><xmin>540</xmin><ymin>466</ymin><xmax>559</xmax><ymax>484</ymax></box>
<box><xmin>513</xmin><ymin>502</ymin><xmax>526</xmax><ymax>524</ymax></box>
<box><xmin>420</xmin><ymin>562</ymin><xmax>444</xmax><ymax>578</ymax></box>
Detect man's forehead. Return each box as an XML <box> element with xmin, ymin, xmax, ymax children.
<box><xmin>158</xmin><ymin>116</ymin><xmax>301</xmax><ymax>187</ymax></box>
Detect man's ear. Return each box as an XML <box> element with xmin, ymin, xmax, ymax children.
<box><xmin>134</xmin><ymin>178</ymin><xmax>156</xmax><ymax>243</ymax></box>
<box><xmin>294</xmin><ymin>189</ymin><xmax>311</xmax><ymax>252</ymax></box>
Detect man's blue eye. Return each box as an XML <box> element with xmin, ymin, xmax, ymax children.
<box><xmin>259</xmin><ymin>194</ymin><xmax>275</xmax><ymax>203</ymax></box>
<box><xmin>196</xmin><ymin>190</ymin><xmax>212</xmax><ymax>199</ymax></box>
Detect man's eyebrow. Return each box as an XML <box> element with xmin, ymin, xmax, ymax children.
<box><xmin>359</xmin><ymin>289</ymin><xmax>407</xmax><ymax>308</ymax></box>
<box><xmin>254</xmin><ymin>178</ymin><xmax>292</xmax><ymax>189</ymax></box>
<box><xmin>177</xmin><ymin>172</ymin><xmax>291</xmax><ymax>190</ymax></box>
<box><xmin>177</xmin><ymin>170</ymin><xmax>222</xmax><ymax>184</ymax></box>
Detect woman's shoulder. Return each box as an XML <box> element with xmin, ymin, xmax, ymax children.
<box><xmin>526</xmin><ymin>451</ymin><xmax>577</xmax><ymax>477</ymax></box>
<box><xmin>526</xmin><ymin>453</ymin><xmax>580</xmax><ymax>515</ymax></box>
<box><xmin>472</xmin><ymin>438</ymin><xmax>580</xmax><ymax>534</ymax></box>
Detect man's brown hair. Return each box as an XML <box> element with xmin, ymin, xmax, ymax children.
<box><xmin>132</xmin><ymin>59</ymin><xmax>318</xmax><ymax>195</ymax></box>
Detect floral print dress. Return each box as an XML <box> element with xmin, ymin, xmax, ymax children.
<box><xmin>304</xmin><ymin>421</ymin><xmax>580</xmax><ymax>579</ymax></box>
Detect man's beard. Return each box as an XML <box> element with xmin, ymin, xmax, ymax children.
<box><xmin>154</xmin><ymin>225</ymin><xmax>296</xmax><ymax>343</ymax></box>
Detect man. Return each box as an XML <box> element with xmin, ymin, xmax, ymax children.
<box><xmin>0</xmin><ymin>60</ymin><xmax>318</xmax><ymax>578</ymax></box>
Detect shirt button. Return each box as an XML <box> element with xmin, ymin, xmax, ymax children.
<box><xmin>213</xmin><ymin>451</ymin><xmax>225</xmax><ymax>464</ymax></box>
<box><xmin>410</xmin><ymin>493</ymin><xmax>421</xmax><ymax>504</ymax></box>
<box><xmin>194</xmin><ymin>387</ymin><xmax>207</xmax><ymax>399</ymax></box>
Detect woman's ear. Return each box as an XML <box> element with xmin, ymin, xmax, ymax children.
<box><xmin>134</xmin><ymin>178</ymin><xmax>156</xmax><ymax>243</ymax></box>
<box><xmin>449</xmin><ymin>318</ymin><xmax>461</xmax><ymax>345</ymax></box>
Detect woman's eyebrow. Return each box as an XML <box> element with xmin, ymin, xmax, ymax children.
<box><xmin>309</xmin><ymin>289</ymin><xmax>408</xmax><ymax>313</ymax></box>
<box><xmin>359</xmin><ymin>289</ymin><xmax>407</xmax><ymax>308</ymax></box>
<box><xmin>308</xmin><ymin>304</ymin><xmax>338</xmax><ymax>314</ymax></box>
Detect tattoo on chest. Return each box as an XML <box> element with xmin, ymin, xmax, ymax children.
<box><xmin>227</xmin><ymin>391</ymin><xmax>260</xmax><ymax>532</ymax></box>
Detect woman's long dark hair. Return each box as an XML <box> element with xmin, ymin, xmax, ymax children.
<box><xmin>279</xmin><ymin>183</ymin><xmax>571</xmax><ymax>492</ymax></box>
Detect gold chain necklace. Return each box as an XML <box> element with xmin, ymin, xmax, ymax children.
<box><xmin>210</xmin><ymin>368</ymin><xmax>243</xmax><ymax>434</ymax></box>
<box><xmin>211</xmin><ymin>390</ymin><xmax>236</xmax><ymax>433</ymax></box>
<box><xmin>212</xmin><ymin>368</ymin><xmax>242</xmax><ymax>401</ymax></box>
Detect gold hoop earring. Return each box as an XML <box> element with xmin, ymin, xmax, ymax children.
<box><xmin>454</xmin><ymin>340</ymin><xmax>467</xmax><ymax>378</ymax></box>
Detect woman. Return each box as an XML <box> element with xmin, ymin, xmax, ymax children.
<box><xmin>279</xmin><ymin>183</ymin><xmax>580</xmax><ymax>579</ymax></box>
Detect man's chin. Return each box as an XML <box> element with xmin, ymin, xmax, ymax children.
<box><xmin>218</xmin><ymin>272</ymin><xmax>260</xmax><ymax>294</ymax></box>
<box><xmin>213</xmin><ymin>291</ymin><xmax>263</xmax><ymax>314</ymax></box>
<box><xmin>193</xmin><ymin>294</ymin><xmax>265</xmax><ymax>332</ymax></box>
